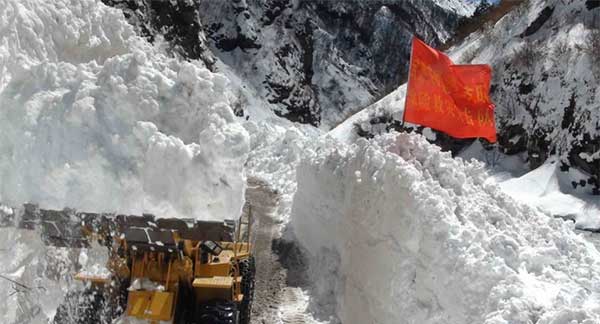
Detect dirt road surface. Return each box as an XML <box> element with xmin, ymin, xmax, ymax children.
<box><xmin>245</xmin><ymin>177</ymin><xmax>325</xmax><ymax>324</ymax></box>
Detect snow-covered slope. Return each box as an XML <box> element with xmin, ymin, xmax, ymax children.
<box><xmin>433</xmin><ymin>0</ymin><xmax>477</xmax><ymax>16</ymax></box>
<box><xmin>331</xmin><ymin>0</ymin><xmax>600</xmax><ymax>224</ymax></box>
<box><xmin>101</xmin><ymin>0</ymin><xmax>476</xmax><ymax>128</ymax></box>
<box><xmin>499</xmin><ymin>158</ymin><xmax>600</xmax><ymax>230</ymax></box>
<box><xmin>0</xmin><ymin>0</ymin><xmax>249</xmax><ymax>220</ymax></box>
<box><xmin>0</xmin><ymin>0</ymin><xmax>253</xmax><ymax>322</ymax></box>
<box><xmin>2</xmin><ymin>1</ymin><xmax>599</xmax><ymax>324</ymax></box>
<box><xmin>292</xmin><ymin>132</ymin><xmax>600</xmax><ymax>324</ymax></box>
<box><xmin>329</xmin><ymin>84</ymin><xmax>408</xmax><ymax>144</ymax></box>
<box><xmin>454</xmin><ymin>0</ymin><xmax>600</xmax><ymax>180</ymax></box>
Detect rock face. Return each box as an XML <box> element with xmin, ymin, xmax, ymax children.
<box><xmin>101</xmin><ymin>0</ymin><xmax>216</xmax><ymax>69</ymax></box>
<box><xmin>347</xmin><ymin>0</ymin><xmax>600</xmax><ymax>194</ymax></box>
<box><xmin>490</xmin><ymin>0</ymin><xmax>600</xmax><ymax>193</ymax></box>
<box><xmin>102</xmin><ymin>0</ymin><xmax>471</xmax><ymax>128</ymax></box>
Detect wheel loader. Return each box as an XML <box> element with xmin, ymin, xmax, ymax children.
<box><xmin>0</xmin><ymin>203</ymin><xmax>256</xmax><ymax>324</ymax></box>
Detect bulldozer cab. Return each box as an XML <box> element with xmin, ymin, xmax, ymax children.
<box><xmin>115</xmin><ymin>215</ymin><xmax>253</xmax><ymax>323</ymax></box>
<box><xmin>122</xmin><ymin>226</ymin><xmax>186</xmax><ymax>322</ymax></box>
<box><xmin>0</xmin><ymin>204</ymin><xmax>257</xmax><ymax>324</ymax></box>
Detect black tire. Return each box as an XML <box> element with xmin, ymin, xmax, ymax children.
<box><xmin>196</xmin><ymin>300</ymin><xmax>239</xmax><ymax>324</ymax></box>
<box><xmin>238</xmin><ymin>256</ymin><xmax>256</xmax><ymax>324</ymax></box>
<box><xmin>52</xmin><ymin>288</ymin><xmax>104</xmax><ymax>324</ymax></box>
<box><xmin>175</xmin><ymin>282</ymin><xmax>195</xmax><ymax>324</ymax></box>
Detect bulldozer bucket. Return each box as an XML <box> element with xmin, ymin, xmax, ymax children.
<box><xmin>127</xmin><ymin>290</ymin><xmax>176</xmax><ymax>322</ymax></box>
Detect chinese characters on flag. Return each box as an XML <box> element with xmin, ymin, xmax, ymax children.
<box><xmin>404</xmin><ymin>37</ymin><xmax>497</xmax><ymax>143</ymax></box>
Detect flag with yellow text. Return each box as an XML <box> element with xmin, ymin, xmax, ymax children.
<box><xmin>404</xmin><ymin>37</ymin><xmax>497</xmax><ymax>143</ymax></box>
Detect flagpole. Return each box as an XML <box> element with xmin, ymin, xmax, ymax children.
<box><xmin>402</xmin><ymin>35</ymin><xmax>415</xmax><ymax>127</ymax></box>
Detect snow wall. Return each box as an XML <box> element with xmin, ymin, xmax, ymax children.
<box><xmin>0</xmin><ymin>0</ymin><xmax>250</xmax><ymax>322</ymax></box>
<box><xmin>292</xmin><ymin>133</ymin><xmax>600</xmax><ymax>324</ymax></box>
<box><xmin>0</xmin><ymin>0</ymin><xmax>249</xmax><ymax>220</ymax></box>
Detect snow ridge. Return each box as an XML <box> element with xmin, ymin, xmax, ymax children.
<box><xmin>0</xmin><ymin>0</ymin><xmax>249</xmax><ymax>220</ymax></box>
<box><xmin>0</xmin><ymin>0</ymin><xmax>251</xmax><ymax>322</ymax></box>
<box><xmin>292</xmin><ymin>132</ymin><xmax>600</xmax><ymax>324</ymax></box>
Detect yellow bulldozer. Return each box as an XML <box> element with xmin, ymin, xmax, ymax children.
<box><xmin>1</xmin><ymin>204</ymin><xmax>256</xmax><ymax>324</ymax></box>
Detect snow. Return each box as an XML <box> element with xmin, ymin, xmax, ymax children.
<box><xmin>433</xmin><ymin>0</ymin><xmax>477</xmax><ymax>17</ymax></box>
<box><xmin>0</xmin><ymin>0</ymin><xmax>249</xmax><ymax>221</ymax></box>
<box><xmin>329</xmin><ymin>84</ymin><xmax>407</xmax><ymax>144</ymax></box>
<box><xmin>292</xmin><ymin>132</ymin><xmax>600</xmax><ymax>324</ymax></box>
<box><xmin>244</xmin><ymin>118</ymin><xmax>321</xmax><ymax>220</ymax></box>
<box><xmin>499</xmin><ymin>159</ymin><xmax>600</xmax><ymax>230</ymax></box>
<box><xmin>128</xmin><ymin>278</ymin><xmax>165</xmax><ymax>292</ymax></box>
<box><xmin>1</xmin><ymin>0</ymin><xmax>600</xmax><ymax>323</ymax></box>
<box><xmin>0</xmin><ymin>227</ymin><xmax>74</xmax><ymax>324</ymax></box>
<box><xmin>458</xmin><ymin>140</ymin><xmax>529</xmax><ymax>181</ymax></box>
<box><xmin>0</xmin><ymin>0</ymin><xmax>250</xmax><ymax>322</ymax></box>
<box><xmin>296</xmin><ymin>1</ymin><xmax>600</xmax><ymax>322</ymax></box>
<box><xmin>77</xmin><ymin>241</ymin><xmax>111</xmax><ymax>279</ymax></box>
<box><xmin>331</xmin><ymin>0</ymin><xmax>600</xmax><ymax>229</ymax></box>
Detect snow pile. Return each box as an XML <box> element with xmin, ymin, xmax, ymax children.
<box><xmin>500</xmin><ymin>159</ymin><xmax>600</xmax><ymax>230</ymax></box>
<box><xmin>0</xmin><ymin>0</ymin><xmax>249</xmax><ymax>220</ymax></box>
<box><xmin>329</xmin><ymin>84</ymin><xmax>407</xmax><ymax>144</ymax></box>
<box><xmin>292</xmin><ymin>132</ymin><xmax>600</xmax><ymax>324</ymax></box>
<box><xmin>0</xmin><ymin>224</ymin><xmax>75</xmax><ymax>324</ymax></box>
<box><xmin>244</xmin><ymin>119</ymin><xmax>320</xmax><ymax>220</ymax></box>
<box><xmin>0</xmin><ymin>1</ymin><xmax>248</xmax><ymax>321</ymax></box>
<box><xmin>332</xmin><ymin>0</ymin><xmax>600</xmax><ymax>228</ymax></box>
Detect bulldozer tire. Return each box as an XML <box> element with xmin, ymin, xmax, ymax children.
<box><xmin>196</xmin><ymin>300</ymin><xmax>239</xmax><ymax>324</ymax></box>
<box><xmin>52</xmin><ymin>288</ymin><xmax>104</xmax><ymax>324</ymax></box>
<box><xmin>238</xmin><ymin>256</ymin><xmax>256</xmax><ymax>324</ymax></box>
<box><xmin>175</xmin><ymin>282</ymin><xmax>195</xmax><ymax>324</ymax></box>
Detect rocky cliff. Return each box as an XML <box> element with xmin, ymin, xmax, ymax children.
<box><xmin>350</xmin><ymin>0</ymin><xmax>600</xmax><ymax>195</ymax></box>
<box><xmin>102</xmin><ymin>0</ymin><xmax>473</xmax><ymax>127</ymax></box>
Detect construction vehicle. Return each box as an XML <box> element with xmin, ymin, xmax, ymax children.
<box><xmin>0</xmin><ymin>203</ymin><xmax>256</xmax><ymax>324</ymax></box>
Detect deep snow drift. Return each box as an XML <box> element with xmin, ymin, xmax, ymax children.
<box><xmin>0</xmin><ymin>0</ymin><xmax>249</xmax><ymax>220</ymax></box>
<box><xmin>1</xmin><ymin>0</ymin><xmax>600</xmax><ymax>324</ymax></box>
<box><xmin>0</xmin><ymin>0</ymin><xmax>249</xmax><ymax>322</ymax></box>
<box><xmin>298</xmin><ymin>2</ymin><xmax>600</xmax><ymax>321</ymax></box>
<box><xmin>499</xmin><ymin>159</ymin><xmax>600</xmax><ymax>231</ymax></box>
<box><xmin>292</xmin><ymin>133</ymin><xmax>600</xmax><ymax>324</ymax></box>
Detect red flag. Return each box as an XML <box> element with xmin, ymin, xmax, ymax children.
<box><xmin>404</xmin><ymin>37</ymin><xmax>497</xmax><ymax>143</ymax></box>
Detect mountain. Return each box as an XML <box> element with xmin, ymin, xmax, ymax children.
<box><xmin>480</xmin><ymin>0</ymin><xmax>599</xmax><ymax>188</ymax></box>
<box><xmin>433</xmin><ymin>0</ymin><xmax>478</xmax><ymax>16</ymax></box>
<box><xmin>2</xmin><ymin>0</ymin><xmax>600</xmax><ymax>324</ymax></box>
<box><xmin>339</xmin><ymin>0</ymin><xmax>600</xmax><ymax>192</ymax></box>
<box><xmin>101</xmin><ymin>0</ymin><xmax>476</xmax><ymax>128</ymax></box>
<box><xmin>333</xmin><ymin>0</ymin><xmax>600</xmax><ymax>222</ymax></box>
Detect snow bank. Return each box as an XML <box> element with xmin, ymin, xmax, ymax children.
<box><xmin>244</xmin><ymin>119</ymin><xmax>320</xmax><ymax>220</ymax></box>
<box><xmin>329</xmin><ymin>84</ymin><xmax>407</xmax><ymax>144</ymax></box>
<box><xmin>500</xmin><ymin>159</ymin><xmax>600</xmax><ymax>230</ymax></box>
<box><xmin>0</xmin><ymin>1</ymin><xmax>250</xmax><ymax>322</ymax></box>
<box><xmin>0</xmin><ymin>0</ymin><xmax>249</xmax><ymax>220</ymax></box>
<box><xmin>292</xmin><ymin>132</ymin><xmax>600</xmax><ymax>324</ymax></box>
